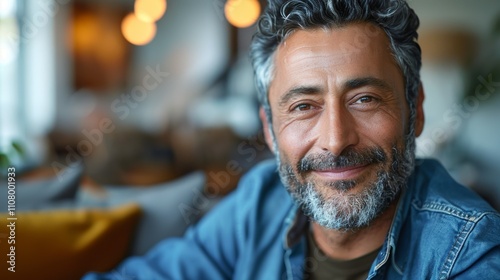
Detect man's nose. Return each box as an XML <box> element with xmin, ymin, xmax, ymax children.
<box><xmin>317</xmin><ymin>105</ymin><xmax>359</xmax><ymax>156</ymax></box>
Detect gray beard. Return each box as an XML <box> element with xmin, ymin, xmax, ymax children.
<box><xmin>277</xmin><ymin>137</ymin><xmax>415</xmax><ymax>231</ymax></box>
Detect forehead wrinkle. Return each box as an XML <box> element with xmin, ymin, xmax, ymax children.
<box><xmin>278</xmin><ymin>26</ymin><xmax>369</xmax><ymax>69</ymax></box>
<box><xmin>280</xmin><ymin>43</ymin><xmax>351</xmax><ymax>73</ymax></box>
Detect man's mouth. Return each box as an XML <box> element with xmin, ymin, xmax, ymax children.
<box><xmin>311</xmin><ymin>163</ymin><xmax>370</xmax><ymax>181</ymax></box>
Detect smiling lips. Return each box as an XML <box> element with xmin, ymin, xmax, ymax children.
<box><xmin>312</xmin><ymin>163</ymin><xmax>370</xmax><ymax>181</ymax></box>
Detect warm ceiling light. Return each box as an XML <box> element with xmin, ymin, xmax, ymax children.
<box><xmin>224</xmin><ymin>0</ymin><xmax>261</xmax><ymax>28</ymax></box>
<box><xmin>121</xmin><ymin>13</ymin><xmax>157</xmax><ymax>45</ymax></box>
<box><xmin>135</xmin><ymin>0</ymin><xmax>167</xmax><ymax>23</ymax></box>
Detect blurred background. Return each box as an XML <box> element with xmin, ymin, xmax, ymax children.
<box><xmin>0</xmin><ymin>0</ymin><xmax>499</xmax><ymax>278</ymax></box>
<box><xmin>1</xmin><ymin>0</ymin><xmax>270</xmax><ymax>189</ymax></box>
<box><xmin>1</xmin><ymin>0</ymin><xmax>500</xmax><ymax>209</ymax></box>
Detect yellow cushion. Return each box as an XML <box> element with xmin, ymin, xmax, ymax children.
<box><xmin>0</xmin><ymin>204</ymin><xmax>142</xmax><ymax>280</ymax></box>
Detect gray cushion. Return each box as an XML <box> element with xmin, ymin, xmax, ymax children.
<box><xmin>0</xmin><ymin>165</ymin><xmax>83</xmax><ymax>211</ymax></box>
<box><xmin>104</xmin><ymin>171</ymin><xmax>217</xmax><ymax>256</ymax></box>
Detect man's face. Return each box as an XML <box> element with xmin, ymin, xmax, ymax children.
<box><xmin>263</xmin><ymin>23</ymin><xmax>424</xmax><ymax>230</ymax></box>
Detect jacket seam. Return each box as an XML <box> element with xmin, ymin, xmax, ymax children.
<box><xmin>438</xmin><ymin>216</ymin><xmax>480</xmax><ymax>279</ymax></box>
<box><xmin>411</xmin><ymin>200</ymin><xmax>482</xmax><ymax>221</ymax></box>
<box><xmin>439</xmin><ymin>213</ymin><xmax>494</xmax><ymax>279</ymax></box>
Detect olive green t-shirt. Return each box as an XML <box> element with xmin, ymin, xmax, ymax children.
<box><xmin>303</xmin><ymin>230</ymin><xmax>381</xmax><ymax>280</ymax></box>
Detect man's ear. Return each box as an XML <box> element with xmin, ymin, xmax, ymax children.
<box><xmin>415</xmin><ymin>82</ymin><xmax>425</xmax><ymax>137</ymax></box>
<box><xmin>259</xmin><ymin>107</ymin><xmax>275</xmax><ymax>153</ymax></box>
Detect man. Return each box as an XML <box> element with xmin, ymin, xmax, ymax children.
<box><xmin>85</xmin><ymin>0</ymin><xmax>500</xmax><ymax>279</ymax></box>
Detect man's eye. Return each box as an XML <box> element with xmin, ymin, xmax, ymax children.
<box><xmin>294</xmin><ymin>104</ymin><xmax>312</xmax><ymax>111</ymax></box>
<box><xmin>356</xmin><ymin>96</ymin><xmax>374</xmax><ymax>103</ymax></box>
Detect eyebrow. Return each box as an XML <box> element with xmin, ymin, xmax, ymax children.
<box><xmin>278</xmin><ymin>76</ymin><xmax>393</xmax><ymax>107</ymax></box>
<box><xmin>342</xmin><ymin>77</ymin><xmax>393</xmax><ymax>93</ymax></box>
<box><xmin>278</xmin><ymin>86</ymin><xmax>321</xmax><ymax>107</ymax></box>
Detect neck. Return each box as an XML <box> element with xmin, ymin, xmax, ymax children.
<box><xmin>311</xmin><ymin>197</ymin><xmax>399</xmax><ymax>260</ymax></box>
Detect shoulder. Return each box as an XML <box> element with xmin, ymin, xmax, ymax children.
<box><xmin>201</xmin><ymin>158</ymin><xmax>294</xmax><ymax>227</ymax></box>
<box><xmin>239</xmin><ymin>158</ymin><xmax>280</xmax><ymax>187</ymax></box>
<box><xmin>394</xmin><ymin>159</ymin><xmax>500</xmax><ymax>277</ymax></box>
<box><xmin>409</xmin><ymin>159</ymin><xmax>499</xmax><ymax>219</ymax></box>
<box><xmin>196</xmin><ymin>158</ymin><xmax>295</xmax><ymax>253</ymax></box>
<box><xmin>235</xmin><ymin>158</ymin><xmax>284</xmax><ymax>197</ymax></box>
<box><xmin>410</xmin><ymin>159</ymin><xmax>500</xmax><ymax>268</ymax></box>
<box><xmin>233</xmin><ymin>158</ymin><xmax>294</xmax><ymax>214</ymax></box>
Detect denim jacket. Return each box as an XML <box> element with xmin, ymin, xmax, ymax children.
<box><xmin>84</xmin><ymin>159</ymin><xmax>500</xmax><ymax>280</ymax></box>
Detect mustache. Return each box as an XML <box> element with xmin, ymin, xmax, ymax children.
<box><xmin>298</xmin><ymin>147</ymin><xmax>386</xmax><ymax>173</ymax></box>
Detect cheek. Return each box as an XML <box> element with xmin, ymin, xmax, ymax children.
<box><xmin>356</xmin><ymin>112</ymin><xmax>405</xmax><ymax>148</ymax></box>
<box><xmin>275</xmin><ymin>120</ymin><xmax>316</xmax><ymax>161</ymax></box>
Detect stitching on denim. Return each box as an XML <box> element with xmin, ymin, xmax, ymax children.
<box><xmin>439</xmin><ymin>213</ymin><xmax>493</xmax><ymax>279</ymax></box>
<box><xmin>411</xmin><ymin>200</ymin><xmax>480</xmax><ymax>221</ymax></box>
<box><xmin>438</xmin><ymin>218</ymin><xmax>477</xmax><ymax>279</ymax></box>
<box><xmin>411</xmin><ymin>201</ymin><xmax>498</xmax><ymax>279</ymax></box>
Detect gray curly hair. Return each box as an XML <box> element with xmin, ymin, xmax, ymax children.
<box><xmin>250</xmin><ymin>0</ymin><xmax>422</xmax><ymax>140</ymax></box>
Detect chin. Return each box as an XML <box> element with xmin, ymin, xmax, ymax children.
<box><xmin>278</xmin><ymin>145</ymin><xmax>409</xmax><ymax>230</ymax></box>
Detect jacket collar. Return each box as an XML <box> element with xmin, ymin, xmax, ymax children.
<box><xmin>371</xmin><ymin>172</ymin><xmax>416</xmax><ymax>276</ymax></box>
<box><xmin>283</xmin><ymin>205</ymin><xmax>309</xmax><ymax>249</ymax></box>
